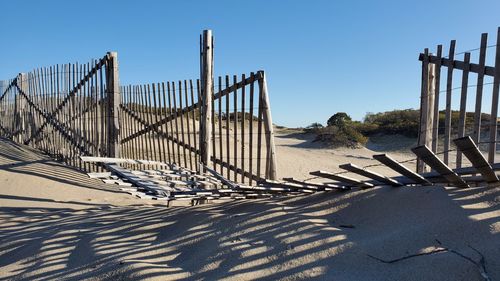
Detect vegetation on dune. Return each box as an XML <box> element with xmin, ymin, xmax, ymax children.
<box><xmin>311</xmin><ymin>112</ymin><xmax>368</xmax><ymax>148</ymax></box>
<box><xmin>308</xmin><ymin>109</ymin><xmax>495</xmax><ymax>148</ymax></box>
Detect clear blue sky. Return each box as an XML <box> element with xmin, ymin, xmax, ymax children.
<box><xmin>1</xmin><ymin>0</ymin><xmax>499</xmax><ymax>127</ymax></box>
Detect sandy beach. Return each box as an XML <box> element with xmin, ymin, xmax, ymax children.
<box><xmin>1</xmin><ymin>131</ymin><xmax>499</xmax><ymax>281</ymax></box>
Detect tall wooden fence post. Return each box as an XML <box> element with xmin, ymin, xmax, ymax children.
<box><xmin>417</xmin><ymin>50</ymin><xmax>436</xmax><ymax>173</ymax></box>
<box><xmin>106</xmin><ymin>52</ymin><xmax>121</xmax><ymax>158</ymax></box>
<box><xmin>199</xmin><ymin>30</ymin><xmax>214</xmax><ymax>171</ymax></box>
<box><xmin>258</xmin><ymin>70</ymin><xmax>278</xmax><ymax>180</ymax></box>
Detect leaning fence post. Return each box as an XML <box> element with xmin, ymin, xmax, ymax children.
<box><xmin>258</xmin><ymin>70</ymin><xmax>278</xmax><ymax>180</ymax></box>
<box><xmin>417</xmin><ymin>50</ymin><xmax>435</xmax><ymax>173</ymax></box>
<box><xmin>106</xmin><ymin>52</ymin><xmax>121</xmax><ymax>158</ymax></box>
<box><xmin>199</xmin><ymin>30</ymin><xmax>214</xmax><ymax>171</ymax></box>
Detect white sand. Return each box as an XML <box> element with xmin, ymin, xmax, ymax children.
<box><xmin>0</xmin><ymin>134</ymin><xmax>499</xmax><ymax>281</ymax></box>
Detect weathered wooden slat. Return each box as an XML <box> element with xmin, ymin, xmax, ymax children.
<box><xmin>189</xmin><ymin>80</ymin><xmax>198</xmax><ymax>169</ymax></box>
<box><xmin>152</xmin><ymin>83</ymin><xmax>163</xmax><ymax>164</ymax></box>
<box><xmin>104</xmin><ymin>164</ymin><xmax>169</xmax><ymax>197</ymax></box>
<box><xmin>453</xmin><ymin>136</ymin><xmax>499</xmax><ymax>183</ymax></box>
<box><xmin>417</xmin><ymin>48</ymin><xmax>430</xmax><ymax>173</ymax></box>
<box><xmin>240</xmin><ymin>74</ymin><xmax>246</xmax><ymax>183</ymax></box>
<box><xmin>80</xmin><ymin>156</ymin><xmax>170</xmax><ymax>167</ymax></box>
<box><xmin>473</xmin><ymin>33</ymin><xmax>488</xmax><ymax>144</ymax></box>
<box><xmin>248</xmin><ymin>73</ymin><xmax>255</xmax><ymax>186</ymax></box>
<box><xmin>309</xmin><ymin>170</ymin><xmax>374</xmax><ymax>188</ymax></box>
<box><xmin>203</xmin><ymin>164</ymin><xmax>239</xmax><ymax>189</ymax></box>
<box><xmin>339</xmin><ymin>163</ymin><xmax>402</xmax><ymax>186</ymax></box>
<box><xmin>217</xmin><ymin>76</ymin><xmax>223</xmax><ymax>176</ymax></box>
<box><xmin>444</xmin><ymin>40</ymin><xmax>456</xmax><ymax>165</ymax></box>
<box><xmin>411</xmin><ymin>145</ymin><xmax>469</xmax><ymax>188</ymax></box>
<box><xmin>489</xmin><ymin>27</ymin><xmax>500</xmax><ymax>163</ymax></box>
<box><xmin>432</xmin><ymin>45</ymin><xmax>442</xmax><ymax>153</ymax></box>
<box><xmin>456</xmin><ymin>52</ymin><xmax>471</xmax><ymax>168</ymax></box>
<box><xmin>225</xmin><ymin>75</ymin><xmax>231</xmax><ymax>179</ymax></box>
<box><xmin>177</xmin><ymin>81</ymin><xmax>188</xmax><ymax>168</ymax></box>
<box><xmin>282</xmin><ymin>177</ymin><xmax>350</xmax><ymax>191</ymax></box>
<box><xmin>260</xmin><ymin>180</ymin><xmax>316</xmax><ymax>194</ymax></box>
<box><xmin>233</xmin><ymin>75</ymin><xmax>238</xmax><ymax>182</ymax></box>
<box><xmin>373</xmin><ymin>154</ymin><xmax>432</xmax><ymax>185</ymax></box>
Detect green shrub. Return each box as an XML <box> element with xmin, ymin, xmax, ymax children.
<box><xmin>363</xmin><ymin>109</ymin><xmax>420</xmax><ymax>137</ymax></box>
<box><xmin>304</xmin><ymin>122</ymin><xmax>324</xmax><ymax>133</ymax></box>
<box><xmin>314</xmin><ymin>125</ymin><xmax>367</xmax><ymax>148</ymax></box>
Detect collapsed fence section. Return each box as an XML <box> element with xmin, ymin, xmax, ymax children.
<box><xmin>118</xmin><ymin>71</ymin><xmax>277</xmax><ymax>185</ymax></box>
<box><xmin>418</xmin><ymin>27</ymin><xmax>500</xmax><ymax>172</ymax></box>
<box><xmin>0</xmin><ymin>53</ymin><xmax>120</xmax><ymax>172</ymax></box>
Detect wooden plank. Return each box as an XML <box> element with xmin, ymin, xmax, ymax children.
<box><xmin>210</xmin><ymin>80</ymin><xmax>216</xmax><ymax>172</ymax></box>
<box><xmin>152</xmin><ymin>83</ymin><xmax>164</xmax><ymax>164</ymax></box>
<box><xmin>444</xmin><ymin>40</ymin><xmax>456</xmax><ymax>165</ymax></box>
<box><xmin>166</xmin><ymin>82</ymin><xmax>175</xmax><ymax>165</ymax></box>
<box><xmin>373</xmin><ymin>154</ymin><xmax>432</xmax><ymax>185</ymax></box>
<box><xmin>260</xmin><ymin>180</ymin><xmax>316</xmax><ymax>194</ymax></box>
<box><xmin>248</xmin><ymin>73</ymin><xmax>255</xmax><ymax>186</ymax></box>
<box><xmin>124</xmin><ymin>86</ymin><xmax>132</xmax><ymax>160</ymax></box>
<box><xmin>411</xmin><ymin>145</ymin><xmax>469</xmax><ymax>188</ymax></box>
<box><xmin>256</xmin><ymin>76</ymin><xmax>264</xmax><ymax>180</ymax></box>
<box><xmin>217</xmin><ymin>77</ymin><xmax>223</xmax><ymax>176</ymax></box>
<box><xmin>339</xmin><ymin>163</ymin><xmax>402</xmax><ymax>186</ymax></box>
<box><xmin>432</xmin><ymin>45</ymin><xmax>443</xmax><ymax>153</ymax></box>
<box><xmin>148</xmin><ymin>84</ymin><xmax>158</xmax><ymax>163</ymax></box>
<box><xmin>473</xmin><ymin>33</ymin><xmax>488</xmax><ymax>144</ymax></box>
<box><xmin>456</xmin><ymin>52</ymin><xmax>471</xmax><ymax>168</ymax></box>
<box><xmin>309</xmin><ymin>170</ymin><xmax>374</xmax><ymax>188</ymax></box>
<box><xmin>489</xmin><ymin>27</ymin><xmax>500</xmax><ymax>163</ymax></box>
<box><xmin>454</xmin><ymin>136</ymin><xmax>499</xmax><ymax>183</ymax></box>
<box><xmin>203</xmin><ymin>164</ymin><xmax>239</xmax><ymax>189</ymax></box>
<box><xmin>233</xmin><ymin>75</ymin><xmax>238</xmax><ymax>182</ymax></box>
<box><xmin>104</xmin><ymin>164</ymin><xmax>169</xmax><ymax>197</ymax></box>
<box><xmin>417</xmin><ymin>48</ymin><xmax>430</xmax><ymax>173</ymax></box>
<box><xmin>139</xmin><ymin>85</ymin><xmax>150</xmax><ymax>162</ymax></box>
<box><xmin>171</xmin><ymin>82</ymin><xmax>182</xmax><ymax>165</ymax></box>
<box><xmin>178</xmin><ymin>81</ymin><xmax>188</xmax><ymax>168</ymax></box>
<box><xmin>80</xmin><ymin>156</ymin><xmax>170</xmax><ymax>167</ymax></box>
<box><xmin>225</xmin><ymin>75</ymin><xmax>231</xmax><ymax>180</ymax></box>
<box><xmin>282</xmin><ymin>177</ymin><xmax>350</xmax><ymax>191</ymax></box>
<box><xmin>134</xmin><ymin>86</ymin><xmax>143</xmax><ymax>164</ymax></box>
<box><xmin>241</xmin><ymin>74</ymin><xmax>246</xmax><ymax>183</ymax></box>
<box><xmin>189</xmin><ymin>80</ymin><xmax>198</xmax><ymax>168</ymax></box>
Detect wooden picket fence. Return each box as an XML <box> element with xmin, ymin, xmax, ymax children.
<box><xmin>0</xmin><ymin>52</ymin><xmax>120</xmax><ymax>172</ymax></box>
<box><xmin>417</xmin><ymin>27</ymin><xmax>500</xmax><ymax>172</ymax></box>
<box><xmin>0</xmin><ymin>30</ymin><xmax>278</xmax><ymax>184</ymax></box>
<box><xmin>118</xmin><ymin>71</ymin><xmax>277</xmax><ymax>185</ymax></box>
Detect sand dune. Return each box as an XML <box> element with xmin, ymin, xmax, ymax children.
<box><xmin>0</xmin><ymin>135</ymin><xmax>499</xmax><ymax>280</ymax></box>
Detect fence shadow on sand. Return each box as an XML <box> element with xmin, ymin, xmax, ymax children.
<box><xmin>0</xmin><ymin>176</ymin><xmax>498</xmax><ymax>280</ymax></box>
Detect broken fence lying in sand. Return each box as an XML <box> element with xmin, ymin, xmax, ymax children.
<box><xmin>82</xmin><ymin>135</ymin><xmax>498</xmax><ymax>204</ymax></box>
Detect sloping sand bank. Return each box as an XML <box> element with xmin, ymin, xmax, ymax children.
<box><xmin>0</xmin><ymin>138</ymin><xmax>499</xmax><ymax>280</ymax></box>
